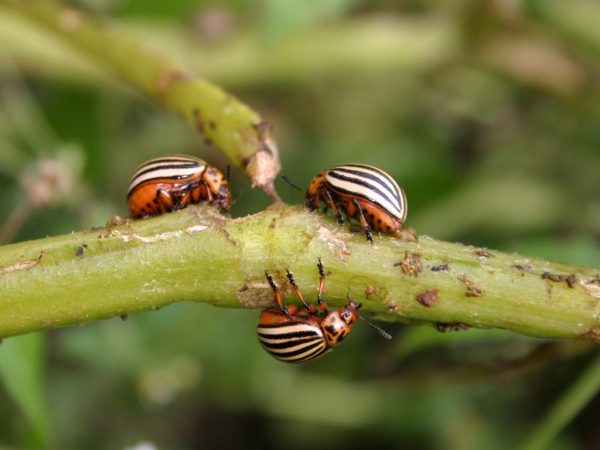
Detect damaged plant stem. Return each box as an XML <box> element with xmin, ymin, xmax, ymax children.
<box><xmin>0</xmin><ymin>204</ymin><xmax>599</xmax><ymax>341</ymax></box>
<box><xmin>0</xmin><ymin>0</ymin><xmax>280</xmax><ymax>198</ymax></box>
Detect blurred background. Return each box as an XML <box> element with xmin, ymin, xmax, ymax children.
<box><xmin>0</xmin><ymin>0</ymin><xmax>599</xmax><ymax>449</ymax></box>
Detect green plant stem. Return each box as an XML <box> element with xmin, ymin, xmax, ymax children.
<box><xmin>0</xmin><ymin>204</ymin><xmax>598</xmax><ymax>340</ymax></box>
<box><xmin>518</xmin><ymin>351</ymin><xmax>600</xmax><ymax>450</ymax></box>
<box><xmin>0</xmin><ymin>7</ymin><xmax>457</xmax><ymax>88</ymax></box>
<box><xmin>0</xmin><ymin>0</ymin><xmax>280</xmax><ymax>198</ymax></box>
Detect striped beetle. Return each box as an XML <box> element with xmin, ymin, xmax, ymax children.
<box><xmin>303</xmin><ymin>164</ymin><xmax>414</xmax><ymax>243</ymax></box>
<box><xmin>257</xmin><ymin>259</ymin><xmax>391</xmax><ymax>363</ymax></box>
<box><xmin>127</xmin><ymin>155</ymin><xmax>231</xmax><ymax>218</ymax></box>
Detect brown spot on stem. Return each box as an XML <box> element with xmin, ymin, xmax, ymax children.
<box><xmin>476</xmin><ymin>249</ymin><xmax>493</xmax><ymax>258</ymax></box>
<box><xmin>436</xmin><ymin>322</ymin><xmax>469</xmax><ymax>332</ymax></box>
<box><xmin>192</xmin><ymin>108</ymin><xmax>205</xmax><ymax>132</ymax></box>
<box><xmin>253</xmin><ymin>121</ymin><xmax>271</xmax><ymax>140</ymax></box>
<box><xmin>457</xmin><ymin>274</ymin><xmax>483</xmax><ymax>297</ymax></box>
<box><xmin>431</xmin><ymin>264</ymin><xmax>449</xmax><ymax>272</ymax></box>
<box><xmin>394</xmin><ymin>251</ymin><xmax>422</xmax><ymax>277</ymax></box>
<box><xmin>41</xmin><ymin>319</ymin><xmax>57</xmax><ymax>327</ymax></box>
<box><xmin>58</xmin><ymin>8</ymin><xmax>83</xmax><ymax>31</ymax></box>
<box><xmin>365</xmin><ymin>285</ymin><xmax>380</xmax><ymax>299</ymax></box>
<box><xmin>0</xmin><ymin>251</ymin><xmax>44</xmax><ymax>276</ymax></box>
<box><xmin>105</xmin><ymin>215</ymin><xmax>128</xmax><ymax>228</ymax></box>
<box><xmin>221</xmin><ymin>228</ymin><xmax>237</xmax><ymax>247</ymax></box>
<box><xmin>415</xmin><ymin>289</ymin><xmax>439</xmax><ymax>307</ymax></box>
<box><xmin>386</xmin><ymin>300</ymin><xmax>399</xmax><ymax>312</ymax></box>
<box><xmin>155</xmin><ymin>70</ymin><xmax>191</xmax><ymax>98</ymax></box>
<box><xmin>513</xmin><ymin>264</ymin><xmax>532</xmax><ymax>272</ymax></box>
<box><xmin>542</xmin><ymin>271</ymin><xmax>578</xmax><ymax>288</ymax></box>
<box><xmin>581</xmin><ymin>326</ymin><xmax>600</xmax><ymax>343</ymax></box>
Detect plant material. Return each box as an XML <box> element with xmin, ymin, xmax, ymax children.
<box><xmin>0</xmin><ymin>204</ymin><xmax>598</xmax><ymax>341</ymax></box>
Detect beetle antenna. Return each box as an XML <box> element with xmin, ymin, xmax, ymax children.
<box><xmin>346</xmin><ymin>293</ymin><xmax>391</xmax><ymax>340</ymax></box>
<box><xmin>282</xmin><ymin>173</ymin><xmax>303</xmax><ymax>193</ymax></box>
<box><xmin>358</xmin><ymin>315</ymin><xmax>392</xmax><ymax>340</ymax></box>
<box><xmin>226</xmin><ymin>164</ymin><xmax>231</xmax><ymax>186</ymax></box>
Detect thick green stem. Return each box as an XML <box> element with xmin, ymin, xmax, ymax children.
<box><xmin>0</xmin><ymin>204</ymin><xmax>598</xmax><ymax>341</ymax></box>
<box><xmin>0</xmin><ymin>0</ymin><xmax>280</xmax><ymax>198</ymax></box>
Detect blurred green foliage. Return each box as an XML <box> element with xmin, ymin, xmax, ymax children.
<box><xmin>0</xmin><ymin>0</ymin><xmax>599</xmax><ymax>449</ymax></box>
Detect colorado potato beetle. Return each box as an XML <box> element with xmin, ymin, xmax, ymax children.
<box><xmin>301</xmin><ymin>164</ymin><xmax>414</xmax><ymax>243</ymax></box>
<box><xmin>257</xmin><ymin>259</ymin><xmax>391</xmax><ymax>363</ymax></box>
<box><xmin>127</xmin><ymin>155</ymin><xmax>231</xmax><ymax>218</ymax></box>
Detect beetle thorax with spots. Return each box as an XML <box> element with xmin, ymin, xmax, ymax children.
<box><xmin>321</xmin><ymin>300</ymin><xmax>360</xmax><ymax>346</ymax></box>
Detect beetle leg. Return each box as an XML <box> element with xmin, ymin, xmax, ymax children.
<box><xmin>156</xmin><ymin>189</ymin><xmax>175</xmax><ymax>214</ymax></box>
<box><xmin>317</xmin><ymin>258</ymin><xmax>329</xmax><ymax>314</ymax></box>
<box><xmin>200</xmin><ymin>180</ymin><xmax>214</xmax><ymax>203</ymax></box>
<box><xmin>172</xmin><ymin>190</ymin><xmax>190</xmax><ymax>211</ymax></box>
<box><xmin>187</xmin><ymin>182</ymin><xmax>200</xmax><ymax>203</ymax></box>
<box><xmin>324</xmin><ymin>190</ymin><xmax>344</xmax><ymax>225</ymax></box>
<box><xmin>265</xmin><ymin>271</ymin><xmax>291</xmax><ymax>317</ymax></box>
<box><xmin>352</xmin><ymin>199</ymin><xmax>373</xmax><ymax>244</ymax></box>
<box><xmin>286</xmin><ymin>269</ymin><xmax>312</xmax><ymax>311</ymax></box>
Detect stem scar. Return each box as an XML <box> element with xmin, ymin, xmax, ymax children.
<box><xmin>0</xmin><ymin>251</ymin><xmax>44</xmax><ymax>276</ymax></box>
<box><xmin>237</xmin><ymin>278</ymin><xmax>273</xmax><ymax>308</ymax></box>
<box><xmin>315</xmin><ymin>225</ymin><xmax>351</xmax><ymax>259</ymax></box>
<box><xmin>102</xmin><ymin>226</ymin><xmax>208</xmax><ymax>243</ymax></box>
<box><xmin>582</xmin><ymin>276</ymin><xmax>600</xmax><ymax>299</ymax></box>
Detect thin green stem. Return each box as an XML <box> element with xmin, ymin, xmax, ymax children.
<box><xmin>0</xmin><ymin>204</ymin><xmax>598</xmax><ymax>341</ymax></box>
<box><xmin>0</xmin><ymin>0</ymin><xmax>280</xmax><ymax>199</ymax></box>
<box><xmin>518</xmin><ymin>351</ymin><xmax>600</xmax><ymax>450</ymax></box>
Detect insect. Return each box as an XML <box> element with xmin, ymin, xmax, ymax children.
<box><xmin>299</xmin><ymin>163</ymin><xmax>414</xmax><ymax>243</ymax></box>
<box><xmin>127</xmin><ymin>155</ymin><xmax>231</xmax><ymax>218</ymax></box>
<box><xmin>257</xmin><ymin>259</ymin><xmax>391</xmax><ymax>363</ymax></box>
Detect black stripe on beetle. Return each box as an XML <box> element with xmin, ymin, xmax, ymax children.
<box><xmin>257</xmin><ymin>259</ymin><xmax>391</xmax><ymax>363</ymax></box>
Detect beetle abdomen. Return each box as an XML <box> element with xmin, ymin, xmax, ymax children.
<box><xmin>325</xmin><ymin>163</ymin><xmax>407</xmax><ymax>222</ymax></box>
<box><xmin>257</xmin><ymin>321</ymin><xmax>328</xmax><ymax>363</ymax></box>
<box><xmin>127</xmin><ymin>156</ymin><xmax>206</xmax><ymax>198</ymax></box>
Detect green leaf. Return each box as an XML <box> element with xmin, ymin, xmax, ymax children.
<box><xmin>0</xmin><ymin>333</ymin><xmax>51</xmax><ymax>447</ymax></box>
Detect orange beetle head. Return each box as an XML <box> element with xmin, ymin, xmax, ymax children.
<box><xmin>321</xmin><ymin>298</ymin><xmax>360</xmax><ymax>348</ymax></box>
<box><xmin>203</xmin><ymin>165</ymin><xmax>231</xmax><ymax>212</ymax></box>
